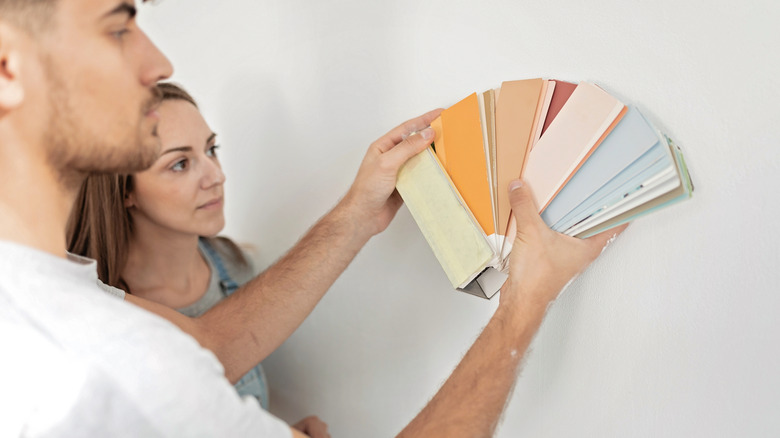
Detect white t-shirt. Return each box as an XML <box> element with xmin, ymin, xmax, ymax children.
<box><xmin>0</xmin><ymin>240</ymin><xmax>291</xmax><ymax>437</ymax></box>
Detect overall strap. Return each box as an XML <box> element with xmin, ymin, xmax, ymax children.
<box><xmin>198</xmin><ymin>238</ymin><xmax>240</xmax><ymax>296</ymax></box>
<box><xmin>198</xmin><ymin>238</ymin><xmax>270</xmax><ymax>410</ymax></box>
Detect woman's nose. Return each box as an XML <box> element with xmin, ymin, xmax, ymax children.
<box><xmin>201</xmin><ymin>158</ymin><xmax>226</xmax><ymax>189</ymax></box>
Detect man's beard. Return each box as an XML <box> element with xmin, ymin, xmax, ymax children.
<box><xmin>42</xmin><ymin>59</ymin><xmax>162</xmax><ymax>184</ymax></box>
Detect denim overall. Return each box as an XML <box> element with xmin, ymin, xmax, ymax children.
<box><xmin>199</xmin><ymin>239</ymin><xmax>270</xmax><ymax>410</ymax></box>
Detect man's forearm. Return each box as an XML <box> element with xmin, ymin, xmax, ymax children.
<box><xmin>398</xmin><ymin>285</ymin><xmax>549</xmax><ymax>438</ymax></box>
<box><xmin>197</xmin><ymin>198</ymin><xmax>372</xmax><ymax>382</ymax></box>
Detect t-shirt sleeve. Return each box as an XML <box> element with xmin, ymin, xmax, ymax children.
<box><xmin>114</xmin><ymin>323</ymin><xmax>293</xmax><ymax>437</ymax></box>
<box><xmin>8</xmin><ymin>339</ymin><xmax>292</xmax><ymax>437</ymax></box>
<box><xmin>2</xmin><ymin>243</ymin><xmax>290</xmax><ymax>437</ymax></box>
<box><xmin>3</xmin><ymin>299</ymin><xmax>292</xmax><ymax>437</ymax></box>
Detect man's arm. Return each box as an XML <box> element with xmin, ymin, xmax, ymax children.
<box><xmin>397</xmin><ymin>180</ymin><xmax>627</xmax><ymax>437</ymax></box>
<box><xmin>128</xmin><ymin>109</ymin><xmax>442</xmax><ymax>383</ymax></box>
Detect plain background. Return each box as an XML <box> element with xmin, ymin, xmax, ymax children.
<box><xmin>140</xmin><ymin>0</ymin><xmax>779</xmax><ymax>436</ymax></box>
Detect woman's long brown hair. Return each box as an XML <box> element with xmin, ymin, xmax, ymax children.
<box><xmin>66</xmin><ymin>82</ymin><xmax>245</xmax><ymax>292</ymax></box>
<box><xmin>66</xmin><ymin>174</ymin><xmax>134</xmax><ymax>290</ymax></box>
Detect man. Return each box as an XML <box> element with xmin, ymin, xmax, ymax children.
<box><xmin>0</xmin><ymin>0</ymin><xmax>625</xmax><ymax>436</ymax></box>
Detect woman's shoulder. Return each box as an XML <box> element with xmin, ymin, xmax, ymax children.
<box><xmin>200</xmin><ymin>236</ymin><xmax>258</xmax><ymax>283</ymax></box>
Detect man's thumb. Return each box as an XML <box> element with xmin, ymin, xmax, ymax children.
<box><xmin>384</xmin><ymin>127</ymin><xmax>434</xmax><ymax>170</ymax></box>
<box><xmin>508</xmin><ymin>179</ymin><xmax>541</xmax><ymax>231</ymax></box>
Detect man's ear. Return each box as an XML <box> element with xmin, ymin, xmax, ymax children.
<box><xmin>0</xmin><ymin>23</ymin><xmax>25</xmax><ymax>112</ymax></box>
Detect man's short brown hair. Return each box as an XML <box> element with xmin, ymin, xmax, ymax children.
<box><xmin>0</xmin><ymin>0</ymin><xmax>57</xmax><ymax>33</ymax></box>
<box><xmin>1</xmin><ymin>1</ymin><xmax>155</xmax><ymax>33</ymax></box>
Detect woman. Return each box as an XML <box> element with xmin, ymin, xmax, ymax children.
<box><xmin>67</xmin><ymin>82</ymin><xmax>327</xmax><ymax>437</ymax></box>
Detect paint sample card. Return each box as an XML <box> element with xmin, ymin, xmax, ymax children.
<box><xmin>433</xmin><ymin>93</ymin><xmax>494</xmax><ymax>237</ymax></box>
<box><xmin>495</xmin><ymin>79</ymin><xmax>546</xmax><ymax>235</ymax></box>
<box><xmin>541</xmin><ymin>80</ymin><xmax>577</xmax><ymax>136</ymax></box>
<box><xmin>396</xmin><ymin>148</ymin><xmax>494</xmax><ymax>289</ymax></box>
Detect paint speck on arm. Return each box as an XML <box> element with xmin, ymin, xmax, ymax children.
<box><xmin>600</xmin><ymin>233</ymin><xmax>619</xmax><ymax>254</ymax></box>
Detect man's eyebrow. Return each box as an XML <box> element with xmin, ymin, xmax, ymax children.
<box><xmin>103</xmin><ymin>2</ymin><xmax>137</xmax><ymax>19</ymax></box>
<box><xmin>161</xmin><ymin>146</ymin><xmax>193</xmax><ymax>155</ymax></box>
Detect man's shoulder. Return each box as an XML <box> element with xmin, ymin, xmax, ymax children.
<box><xmin>0</xmin><ymin>246</ymin><xmax>292</xmax><ymax>437</ymax></box>
<box><xmin>0</xmin><ymin>241</ymin><xmax>213</xmax><ymax>395</ymax></box>
<box><xmin>0</xmin><ymin>312</ymin><xmax>163</xmax><ymax>437</ymax></box>
<box><xmin>0</xmin><ymin>300</ymin><xmax>291</xmax><ymax>436</ymax></box>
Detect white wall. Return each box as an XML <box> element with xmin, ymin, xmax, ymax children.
<box><xmin>140</xmin><ymin>1</ymin><xmax>780</xmax><ymax>436</ymax></box>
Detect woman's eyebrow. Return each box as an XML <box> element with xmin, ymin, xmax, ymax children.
<box><xmin>161</xmin><ymin>146</ymin><xmax>193</xmax><ymax>155</ymax></box>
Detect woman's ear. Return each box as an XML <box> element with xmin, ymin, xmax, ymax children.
<box><xmin>0</xmin><ymin>23</ymin><xmax>25</xmax><ymax>112</ymax></box>
<box><xmin>124</xmin><ymin>191</ymin><xmax>136</xmax><ymax>209</ymax></box>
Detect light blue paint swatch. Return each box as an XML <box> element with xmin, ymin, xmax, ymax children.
<box><xmin>542</xmin><ymin>106</ymin><xmax>659</xmax><ymax>226</ymax></box>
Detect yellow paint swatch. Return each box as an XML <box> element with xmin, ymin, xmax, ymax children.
<box><xmin>396</xmin><ymin>148</ymin><xmax>494</xmax><ymax>288</ymax></box>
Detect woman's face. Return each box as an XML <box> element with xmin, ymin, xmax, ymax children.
<box><xmin>126</xmin><ymin>99</ymin><xmax>226</xmax><ymax>238</ymax></box>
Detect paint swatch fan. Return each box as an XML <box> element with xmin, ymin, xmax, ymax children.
<box><xmin>396</xmin><ymin>79</ymin><xmax>694</xmax><ymax>298</ymax></box>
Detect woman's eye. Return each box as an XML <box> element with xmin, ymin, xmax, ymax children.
<box><xmin>207</xmin><ymin>144</ymin><xmax>220</xmax><ymax>158</ymax></box>
<box><xmin>171</xmin><ymin>159</ymin><xmax>188</xmax><ymax>172</ymax></box>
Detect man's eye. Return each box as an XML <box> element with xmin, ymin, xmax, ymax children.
<box><xmin>171</xmin><ymin>159</ymin><xmax>188</xmax><ymax>172</ymax></box>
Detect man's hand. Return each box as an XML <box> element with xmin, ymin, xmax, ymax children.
<box><xmin>501</xmin><ymin>179</ymin><xmax>628</xmax><ymax>309</ymax></box>
<box><xmin>398</xmin><ymin>180</ymin><xmax>628</xmax><ymax>437</ymax></box>
<box><xmin>342</xmin><ymin>109</ymin><xmax>443</xmax><ymax>237</ymax></box>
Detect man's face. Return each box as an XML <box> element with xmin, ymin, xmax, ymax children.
<box><xmin>35</xmin><ymin>0</ymin><xmax>173</xmax><ymax>175</ymax></box>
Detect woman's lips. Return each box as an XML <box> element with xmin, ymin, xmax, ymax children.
<box><xmin>198</xmin><ymin>197</ymin><xmax>223</xmax><ymax>210</ymax></box>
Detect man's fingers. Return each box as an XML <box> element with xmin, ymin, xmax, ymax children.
<box><xmin>293</xmin><ymin>415</ymin><xmax>329</xmax><ymax>438</ymax></box>
<box><xmin>389</xmin><ymin>108</ymin><xmax>442</xmax><ymax>144</ymax></box>
<box><xmin>380</xmin><ymin>127</ymin><xmax>434</xmax><ymax>171</ymax></box>
<box><xmin>374</xmin><ymin>109</ymin><xmax>443</xmax><ymax>153</ymax></box>
<box><xmin>508</xmin><ymin>179</ymin><xmax>543</xmax><ymax>234</ymax></box>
